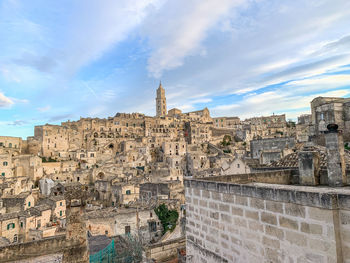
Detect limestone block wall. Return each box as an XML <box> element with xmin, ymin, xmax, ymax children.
<box><xmin>146</xmin><ymin>237</ymin><xmax>185</xmax><ymax>262</ymax></box>
<box><xmin>185</xmin><ymin>179</ymin><xmax>350</xmax><ymax>263</ymax></box>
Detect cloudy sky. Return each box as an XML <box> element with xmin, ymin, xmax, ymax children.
<box><xmin>1</xmin><ymin>0</ymin><xmax>350</xmax><ymax>138</ymax></box>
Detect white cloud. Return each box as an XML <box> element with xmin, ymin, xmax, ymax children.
<box><xmin>144</xmin><ymin>0</ymin><xmax>245</xmax><ymax>77</ymax></box>
<box><xmin>0</xmin><ymin>92</ymin><xmax>14</xmax><ymax>108</ymax></box>
<box><xmin>286</xmin><ymin>74</ymin><xmax>350</xmax><ymax>93</ymax></box>
<box><xmin>211</xmin><ymin>88</ymin><xmax>350</xmax><ymax>120</ymax></box>
<box><xmin>60</xmin><ymin>0</ymin><xmax>164</xmax><ymax>75</ymax></box>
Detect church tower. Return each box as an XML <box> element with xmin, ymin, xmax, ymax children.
<box><xmin>156</xmin><ymin>82</ymin><xmax>167</xmax><ymax>117</ymax></box>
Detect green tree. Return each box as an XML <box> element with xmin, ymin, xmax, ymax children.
<box><xmin>154</xmin><ymin>204</ymin><xmax>179</xmax><ymax>234</ymax></box>
<box><xmin>221</xmin><ymin>135</ymin><xmax>232</xmax><ymax>146</ymax></box>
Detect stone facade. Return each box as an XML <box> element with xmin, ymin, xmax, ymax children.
<box><xmin>185</xmin><ymin>176</ymin><xmax>350</xmax><ymax>263</ymax></box>
<box><xmin>311</xmin><ymin>96</ymin><xmax>350</xmax><ymax>141</ymax></box>
<box><xmin>250</xmin><ymin>137</ymin><xmax>295</xmax><ymax>164</ymax></box>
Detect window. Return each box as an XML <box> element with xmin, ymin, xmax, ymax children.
<box><xmin>7</xmin><ymin>223</ymin><xmax>15</xmax><ymax>230</ymax></box>
<box><xmin>150</xmin><ymin>212</ymin><xmax>152</xmax><ymax>218</ymax></box>
<box><xmin>105</xmin><ymin>230</ymin><xmax>108</xmax><ymax>235</ymax></box>
<box><xmin>125</xmin><ymin>225</ymin><xmax>131</xmax><ymax>234</ymax></box>
<box><xmin>3</xmin><ymin>161</ymin><xmax>8</xmax><ymax>166</ymax></box>
<box><xmin>28</xmin><ymin>201</ymin><xmax>31</xmax><ymax>207</ymax></box>
<box><xmin>126</xmin><ymin>190</ymin><xmax>131</xmax><ymax>195</ymax></box>
<box><xmin>60</xmin><ymin>211</ymin><xmax>63</xmax><ymax>216</ymax></box>
<box><xmin>20</xmin><ymin>222</ymin><xmax>23</xmax><ymax>228</ymax></box>
<box><xmin>320</xmin><ymin>113</ymin><xmax>324</xmax><ymax>120</ymax></box>
<box><xmin>1</xmin><ymin>173</ymin><xmax>5</xmax><ymax>177</ymax></box>
<box><xmin>149</xmin><ymin>221</ymin><xmax>157</xmax><ymax>232</ymax></box>
<box><xmin>37</xmin><ymin>220</ymin><xmax>41</xmax><ymax>228</ymax></box>
<box><xmin>237</xmin><ymin>164</ymin><xmax>240</xmax><ymax>168</ymax></box>
<box><xmin>60</xmin><ymin>201</ymin><xmax>63</xmax><ymax>206</ymax></box>
<box><xmin>8</xmin><ymin>143</ymin><xmax>12</xmax><ymax>148</ymax></box>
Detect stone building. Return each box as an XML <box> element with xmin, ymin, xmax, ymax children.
<box><xmin>213</xmin><ymin>116</ymin><xmax>240</xmax><ymax>128</ymax></box>
<box><xmin>0</xmin><ymin>136</ymin><xmax>23</xmax><ymax>153</ymax></box>
<box><xmin>250</xmin><ymin>137</ymin><xmax>295</xmax><ymax>164</ymax></box>
<box><xmin>85</xmin><ymin>207</ymin><xmax>162</xmax><ymax>244</ymax></box>
<box><xmin>156</xmin><ymin>82</ymin><xmax>167</xmax><ymax>117</ymax></box>
<box><xmin>220</xmin><ymin>157</ymin><xmax>253</xmax><ymax>175</ymax></box>
<box><xmin>311</xmin><ymin>96</ymin><xmax>350</xmax><ymax>140</ymax></box>
<box><xmin>1</xmin><ymin>192</ymin><xmax>35</xmax><ymax>213</ymax></box>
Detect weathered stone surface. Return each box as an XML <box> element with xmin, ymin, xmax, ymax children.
<box><xmin>245</xmin><ymin>210</ymin><xmax>259</xmax><ymax>221</ymax></box>
<box><xmin>279</xmin><ymin>216</ymin><xmax>298</xmax><ymax>230</ymax></box>
<box><xmin>261</xmin><ymin>212</ymin><xmax>277</xmax><ymax>225</ymax></box>
<box><xmin>185</xmin><ymin>178</ymin><xmax>350</xmax><ymax>263</ymax></box>
<box><xmin>285</xmin><ymin>203</ymin><xmax>305</xmax><ymax>218</ymax></box>
<box><xmin>286</xmin><ymin>231</ymin><xmax>307</xmax><ymax>247</ymax></box>
<box><xmin>300</xmin><ymin>222</ymin><xmax>323</xmax><ymax>235</ymax></box>
<box><xmin>250</xmin><ymin>198</ymin><xmax>265</xmax><ymax>210</ymax></box>
<box><xmin>308</xmin><ymin>207</ymin><xmax>333</xmax><ymax>222</ymax></box>
<box><xmin>266</xmin><ymin>200</ymin><xmax>283</xmax><ymax>213</ymax></box>
<box><xmin>265</xmin><ymin>225</ymin><xmax>284</xmax><ymax>240</ymax></box>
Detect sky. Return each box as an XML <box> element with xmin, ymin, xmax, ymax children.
<box><xmin>1</xmin><ymin>0</ymin><xmax>350</xmax><ymax>138</ymax></box>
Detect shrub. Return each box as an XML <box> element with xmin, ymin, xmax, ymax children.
<box><xmin>154</xmin><ymin>204</ymin><xmax>179</xmax><ymax>234</ymax></box>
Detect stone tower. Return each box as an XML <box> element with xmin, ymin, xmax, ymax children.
<box><xmin>156</xmin><ymin>82</ymin><xmax>167</xmax><ymax>117</ymax></box>
<box><xmin>63</xmin><ymin>199</ymin><xmax>89</xmax><ymax>263</ymax></box>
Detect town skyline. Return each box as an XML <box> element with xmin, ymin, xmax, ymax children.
<box><xmin>1</xmin><ymin>0</ymin><xmax>350</xmax><ymax>138</ymax></box>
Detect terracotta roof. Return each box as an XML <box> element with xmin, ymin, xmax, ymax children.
<box><xmin>269</xmin><ymin>146</ymin><xmax>350</xmax><ymax>169</ymax></box>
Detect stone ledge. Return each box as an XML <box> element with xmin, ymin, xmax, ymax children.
<box><xmin>185</xmin><ymin>179</ymin><xmax>350</xmax><ymax>210</ymax></box>
<box><xmin>186</xmin><ymin>238</ymin><xmax>228</xmax><ymax>263</ymax></box>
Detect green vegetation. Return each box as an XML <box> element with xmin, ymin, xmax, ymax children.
<box><xmin>345</xmin><ymin>143</ymin><xmax>350</xmax><ymax>151</ymax></box>
<box><xmin>221</xmin><ymin>135</ymin><xmax>232</xmax><ymax>146</ymax></box>
<box><xmin>40</xmin><ymin>157</ymin><xmax>57</xmax><ymax>162</ymax></box>
<box><xmin>154</xmin><ymin>204</ymin><xmax>179</xmax><ymax>234</ymax></box>
<box><xmin>286</xmin><ymin>120</ymin><xmax>296</xmax><ymax>128</ymax></box>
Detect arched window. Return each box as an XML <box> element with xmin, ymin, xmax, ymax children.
<box><xmin>7</xmin><ymin>223</ymin><xmax>15</xmax><ymax>230</ymax></box>
<box><xmin>3</xmin><ymin>161</ymin><xmax>8</xmax><ymax>166</ymax></box>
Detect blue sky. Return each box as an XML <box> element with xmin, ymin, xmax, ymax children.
<box><xmin>1</xmin><ymin>0</ymin><xmax>350</xmax><ymax>138</ymax></box>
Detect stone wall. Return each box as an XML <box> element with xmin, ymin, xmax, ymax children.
<box><xmin>185</xmin><ymin>178</ymin><xmax>350</xmax><ymax>263</ymax></box>
<box><xmin>250</xmin><ymin>137</ymin><xmax>295</xmax><ymax>159</ymax></box>
<box><xmin>0</xmin><ymin>235</ymin><xmax>67</xmax><ymax>262</ymax></box>
<box><xmin>145</xmin><ymin>237</ymin><xmax>185</xmax><ymax>262</ymax></box>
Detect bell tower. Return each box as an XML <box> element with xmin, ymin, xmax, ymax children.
<box><xmin>156</xmin><ymin>81</ymin><xmax>167</xmax><ymax>117</ymax></box>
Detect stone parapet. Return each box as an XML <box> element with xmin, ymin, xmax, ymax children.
<box><xmin>185</xmin><ymin>177</ymin><xmax>350</xmax><ymax>262</ymax></box>
<box><xmin>184</xmin><ymin>179</ymin><xmax>350</xmax><ymax>210</ymax></box>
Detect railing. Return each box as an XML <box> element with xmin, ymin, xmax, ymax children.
<box><xmin>89</xmin><ymin>234</ymin><xmax>143</xmax><ymax>263</ymax></box>
<box><xmin>89</xmin><ymin>239</ymin><xmax>115</xmax><ymax>263</ymax></box>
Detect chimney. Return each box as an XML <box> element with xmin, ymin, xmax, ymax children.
<box><xmin>325</xmin><ymin>124</ymin><xmax>346</xmax><ymax>187</ymax></box>
<box><xmin>298</xmin><ymin>144</ymin><xmax>320</xmax><ymax>186</ymax></box>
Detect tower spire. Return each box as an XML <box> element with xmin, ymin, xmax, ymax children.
<box><xmin>156</xmin><ymin>81</ymin><xmax>167</xmax><ymax>117</ymax></box>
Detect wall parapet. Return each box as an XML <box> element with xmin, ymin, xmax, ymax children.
<box><xmin>0</xmin><ymin>234</ymin><xmax>86</xmax><ymax>263</ymax></box>
<box><xmin>184</xmin><ymin>178</ymin><xmax>350</xmax><ymax>210</ymax></box>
